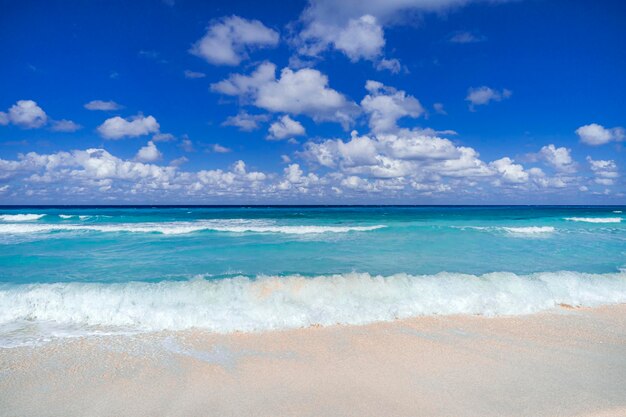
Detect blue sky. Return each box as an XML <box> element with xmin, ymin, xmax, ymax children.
<box><xmin>0</xmin><ymin>0</ymin><xmax>625</xmax><ymax>204</ymax></box>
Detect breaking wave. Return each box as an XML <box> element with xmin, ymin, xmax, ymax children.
<box><xmin>1</xmin><ymin>271</ymin><xmax>625</xmax><ymax>346</ymax></box>
<box><xmin>565</xmin><ymin>217</ymin><xmax>622</xmax><ymax>223</ymax></box>
<box><xmin>0</xmin><ymin>214</ymin><xmax>46</xmax><ymax>221</ymax></box>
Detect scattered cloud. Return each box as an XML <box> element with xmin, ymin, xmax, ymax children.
<box><xmin>576</xmin><ymin>123</ymin><xmax>625</xmax><ymax>146</ymax></box>
<box><xmin>190</xmin><ymin>15</ymin><xmax>279</xmax><ymax>66</ymax></box>
<box><xmin>587</xmin><ymin>156</ymin><xmax>619</xmax><ymax>185</ymax></box>
<box><xmin>448</xmin><ymin>31</ymin><xmax>486</xmax><ymax>44</ymax></box>
<box><xmin>538</xmin><ymin>144</ymin><xmax>576</xmax><ymax>173</ymax></box>
<box><xmin>152</xmin><ymin>133</ymin><xmax>176</xmax><ymax>142</ymax></box>
<box><xmin>361</xmin><ymin>80</ymin><xmax>424</xmax><ymax>133</ymax></box>
<box><xmin>294</xmin><ymin>0</ymin><xmax>490</xmax><ymax>68</ymax></box>
<box><xmin>0</xmin><ymin>100</ymin><xmax>48</xmax><ymax>128</ymax></box>
<box><xmin>222</xmin><ymin>111</ymin><xmax>270</xmax><ymax>131</ymax></box>
<box><xmin>183</xmin><ymin>70</ymin><xmax>206</xmax><ymax>79</ymax></box>
<box><xmin>212</xmin><ymin>62</ymin><xmax>359</xmax><ymax>128</ymax></box>
<box><xmin>465</xmin><ymin>86</ymin><xmax>512</xmax><ymax>110</ymax></box>
<box><xmin>268</xmin><ymin>115</ymin><xmax>306</xmax><ymax>140</ymax></box>
<box><xmin>433</xmin><ymin>103</ymin><xmax>447</xmax><ymax>115</ymax></box>
<box><xmin>97</xmin><ymin>114</ymin><xmax>160</xmax><ymax>140</ymax></box>
<box><xmin>135</xmin><ymin>141</ymin><xmax>162</xmax><ymax>162</ymax></box>
<box><xmin>84</xmin><ymin>100</ymin><xmax>122</xmax><ymax>111</ymax></box>
<box><xmin>211</xmin><ymin>143</ymin><xmax>232</xmax><ymax>153</ymax></box>
<box><xmin>50</xmin><ymin>119</ymin><xmax>82</xmax><ymax>132</ymax></box>
<box><xmin>375</xmin><ymin>58</ymin><xmax>402</xmax><ymax>73</ymax></box>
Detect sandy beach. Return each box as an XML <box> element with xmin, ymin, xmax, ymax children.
<box><xmin>1</xmin><ymin>304</ymin><xmax>625</xmax><ymax>417</ymax></box>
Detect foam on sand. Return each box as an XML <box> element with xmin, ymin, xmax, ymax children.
<box><xmin>0</xmin><ymin>214</ymin><xmax>46</xmax><ymax>221</ymax></box>
<box><xmin>1</xmin><ymin>270</ymin><xmax>625</xmax><ymax>346</ymax></box>
<box><xmin>565</xmin><ymin>217</ymin><xmax>622</xmax><ymax>223</ymax></box>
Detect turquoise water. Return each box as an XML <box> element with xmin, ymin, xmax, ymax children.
<box><xmin>0</xmin><ymin>206</ymin><xmax>625</xmax><ymax>346</ymax></box>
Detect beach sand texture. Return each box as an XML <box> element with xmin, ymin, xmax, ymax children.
<box><xmin>1</xmin><ymin>304</ymin><xmax>625</xmax><ymax>417</ymax></box>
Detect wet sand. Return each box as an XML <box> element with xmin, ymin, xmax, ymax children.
<box><xmin>1</xmin><ymin>305</ymin><xmax>625</xmax><ymax>417</ymax></box>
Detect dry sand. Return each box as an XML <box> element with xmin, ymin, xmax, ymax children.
<box><xmin>1</xmin><ymin>305</ymin><xmax>625</xmax><ymax>417</ymax></box>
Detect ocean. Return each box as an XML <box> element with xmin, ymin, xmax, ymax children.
<box><xmin>1</xmin><ymin>205</ymin><xmax>625</xmax><ymax>347</ymax></box>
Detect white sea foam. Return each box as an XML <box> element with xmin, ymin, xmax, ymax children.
<box><xmin>565</xmin><ymin>217</ymin><xmax>622</xmax><ymax>223</ymax></box>
<box><xmin>0</xmin><ymin>271</ymin><xmax>625</xmax><ymax>347</ymax></box>
<box><xmin>453</xmin><ymin>225</ymin><xmax>555</xmax><ymax>237</ymax></box>
<box><xmin>0</xmin><ymin>221</ymin><xmax>386</xmax><ymax>235</ymax></box>
<box><xmin>502</xmin><ymin>226</ymin><xmax>555</xmax><ymax>235</ymax></box>
<box><xmin>613</xmin><ymin>211</ymin><xmax>622</xmax><ymax>214</ymax></box>
<box><xmin>58</xmin><ymin>214</ymin><xmax>91</xmax><ymax>220</ymax></box>
<box><xmin>0</xmin><ymin>214</ymin><xmax>45</xmax><ymax>221</ymax></box>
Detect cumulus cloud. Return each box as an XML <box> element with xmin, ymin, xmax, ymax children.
<box><xmin>587</xmin><ymin>156</ymin><xmax>618</xmax><ymax>185</ymax></box>
<box><xmin>295</xmin><ymin>0</ymin><xmax>480</xmax><ymax>64</ymax></box>
<box><xmin>0</xmin><ymin>100</ymin><xmax>48</xmax><ymax>128</ymax></box>
<box><xmin>212</xmin><ymin>62</ymin><xmax>359</xmax><ymax>127</ymax></box>
<box><xmin>84</xmin><ymin>100</ymin><xmax>122</xmax><ymax>111</ymax></box>
<box><xmin>267</xmin><ymin>115</ymin><xmax>306</xmax><ymax>140</ymax></box>
<box><xmin>190</xmin><ymin>15</ymin><xmax>279</xmax><ymax>66</ymax></box>
<box><xmin>538</xmin><ymin>144</ymin><xmax>576</xmax><ymax>173</ymax></box>
<box><xmin>222</xmin><ymin>111</ymin><xmax>269</xmax><ymax>131</ymax></box>
<box><xmin>361</xmin><ymin>80</ymin><xmax>424</xmax><ymax>133</ymax></box>
<box><xmin>465</xmin><ymin>86</ymin><xmax>512</xmax><ymax>110</ymax></box>
<box><xmin>97</xmin><ymin>114</ymin><xmax>160</xmax><ymax>140</ymax></box>
<box><xmin>50</xmin><ymin>119</ymin><xmax>82</xmax><ymax>132</ymax></box>
<box><xmin>576</xmin><ymin>123</ymin><xmax>625</xmax><ymax>146</ymax></box>
<box><xmin>135</xmin><ymin>141</ymin><xmax>162</xmax><ymax>162</ymax></box>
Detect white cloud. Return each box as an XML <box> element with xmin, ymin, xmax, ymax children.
<box><xmin>539</xmin><ymin>144</ymin><xmax>576</xmax><ymax>173</ymax></box>
<box><xmin>449</xmin><ymin>31</ymin><xmax>486</xmax><ymax>43</ymax></box>
<box><xmin>333</xmin><ymin>15</ymin><xmax>385</xmax><ymax>61</ymax></box>
<box><xmin>135</xmin><ymin>141</ymin><xmax>162</xmax><ymax>162</ymax></box>
<box><xmin>212</xmin><ymin>62</ymin><xmax>359</xmax><ymax>127</ymax></box>
<box><xmin>183</xmin><ymin>70</ymin><xmax>206</xmax><ymax>79</ymax></box>
<box><xmin>222</xmin><ymin>111</ymin><xmax>269</xmax><ymax>131</ymax></box>
<box><xmin>433</xmin><ymin>103</ymin><xmax>447</xmax><ymax>115</ymax></box>
<box><xmin>190</xmin><ymin>15</ymin><xmax>279</xmax><ymax>66</ymax></box>
<box><xmin>152</xmin><ymin>133</ymin><xmax>176</xmax><ymax>142</ymax></box>
<box><xmin>295</xmin><ymin>0</ymin><xmax>486</xmax><ymax>65</ymax></box>
<box><xmin>267</xmin><ymin>115</ymin><xmax>306</xmax><ymax>140</ymax></box>
<box><xmin>465</xmin><ymin>86</ymin><xmax>512</xmax><ymax>110</ymax></box>
<box><xmin>375</xmin><ymin>58</ymin><xmax>402</xmax><ymax>73</ymax></box>
<box><xmin>587</xmin><ymin>156</ymin><xmax>618</xmax><ymax>185</ymax></box>
<box><xmin>50</xmin><ymin>119</ymin><xmax>82</xmax><ymax>132</ymax></box>
<box><xmin>84</xmin><ymin>100</ymin><xmax>122</xmax><ymax>111</ymax></box>
<box><xmin>97</xmin><ymin>114</ymin><xmax>160</xmax><ymax>140</ymax></box>
<box><xmin>0</xmin><ymin>100</ymin><xmax>48</xmax><ymax>128</ymax></box>
<box><xmin>211</xmin><ymin>144</ymin><xmax>232</xmax><ymax>153</ymax></box>
<box><xmin>576</xmin><ymin>123</ymin><xmax>625</xmax><ymax>146</ymax></box>
<box><xmin>361</xmin><ymin>80</ymin><xmax>424</xmax><ymax>133</ymax></box>
<box><xmin>489</xmin><ymin>157</ymin><xmax>529</xmax><ymax>184</ymax></box>
<box><xmin>179</xmin><ymin>136</ymin><xmax>195</xmax><ymax>152</ymax></box>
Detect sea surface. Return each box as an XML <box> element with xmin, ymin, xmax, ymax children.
<box><xmin>0</xmin><ymin>205</ymin><xmax>625</xmax><ymax>347</ymax></box>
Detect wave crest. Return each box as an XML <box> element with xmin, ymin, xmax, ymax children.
<box><xmin>1</xmin><ymin>271</ymin><xmax>625</xmax><ymax>343</ymax></box>
<box><xmin>565</xmin><ymin>217</ymin><xmax>622</xmax><ymax>223</ymax></box>
<box><xmin>0</xmin><ymin>214</ymin><xmax>45</xmax><ymax>221</ymax></box>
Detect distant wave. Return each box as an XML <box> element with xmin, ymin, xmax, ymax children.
<box><xmin>0</xmin><ymin>214</ymin><xmax>45</xmax><ymax>221</ymax></box>
<box><xmin>58</xmin><ymin>214</ymin><xmax>91</xmax><ymax>220</ymax></box>
<box><xmin>453</xmin><ymin>225</ymin><xmax>555</xmax><ymax>237</ymax></box>
<box><xmin>0</xmin><ymin>271</ymin><xmax>625</xmax><ymax>346</ymax></box>
<box><xmin>565</xmin><ymin>217</ymin><xmax>622</xmax><ymax>224</ymax></box>
<box><xmin>501</xmin><ymin>226</ymin><xmax>555</xmax><ymax>235</ymax></box>
<box><xmin>613</xmin><ymin>211</ymin><xmax>623</xmax><ymax>214</ymax></box>
<box><xmin>0</xmin><ymin>221</ymin><xmax>386</xmax><ymax>235</ymax></box>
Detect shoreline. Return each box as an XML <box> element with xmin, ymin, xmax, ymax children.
<box><xmin>1</xmin><ymin>304</ymin><xmax>626</xmax><ymax>416</ymax></box>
